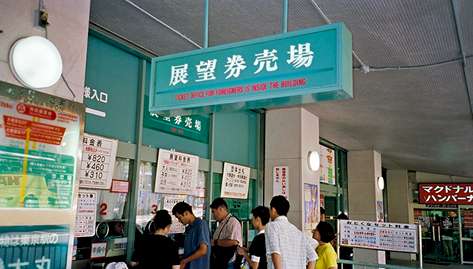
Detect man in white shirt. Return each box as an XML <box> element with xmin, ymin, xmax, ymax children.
<box><xmin>265</xmin><ymin>195</ymin><xmax>317</xmax><ymax>269</ymax></box>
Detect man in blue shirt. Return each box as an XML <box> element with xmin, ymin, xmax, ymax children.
<box><xmin>172</xmin><ymin>202</ymin><xmax>211</xmax><ymax>269</ymax></box>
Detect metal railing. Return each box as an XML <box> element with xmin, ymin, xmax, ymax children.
<box><xmin>338</xmin><ymin>259</ymin><xmax>421</xmax><ymax>269</ymax></box>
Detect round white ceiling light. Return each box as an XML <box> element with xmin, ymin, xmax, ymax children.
<box><xmin>377</xmin><ymin>176</ymin><xmax>385</xmax><ymax>191</ymax></box>
<box><xmin>9</xmin><ymin>36</ymin><xmax>63</xmax><ymax>89</ymax></box>
<box><xmin>308</xmin><ymin>151</ymin><xmax>320</xmax><ymax>172</ymax></box>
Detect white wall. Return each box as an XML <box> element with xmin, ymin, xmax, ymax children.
<box><xmin>0</xmin><ymin>0</ymin><xmax>90</xmax><ymax>102</ymax></box>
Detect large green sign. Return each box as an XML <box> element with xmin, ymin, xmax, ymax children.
<box><xmin>150</xmin><ymin>23</ymin><xmax>352</xmax><ymax>114</ymax></box>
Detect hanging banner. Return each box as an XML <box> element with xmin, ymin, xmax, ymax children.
<box><xmin>79</xmin><ymin>133</ymin><xmax>118</xmax><ymax>189</ymax></box>
<box><xmin>419</xmin><ymin>183</ymin><xmax>473</xmax><ymax>205</ymax></box>
<box><xmin>163</xmin><ymin>195</ymin><xmax>187</xmax><ymax>234</ymax></box>
<box><xmin>273</xmin><ymin>166</ymin><xmax>289</xmax><ymax>198</ymax></box>
<box><xmin>221</xmin><ymin>162</ymin><xmax>251</xmax><ymax>199</ymax></box>
<box><xmin>75</xmin><ymin>190</ymin><xmax>98</xmax><ymax>237</ymax></box>
<box><xmin>339</xmin><ymin>220</ymin><xmax>418</xmax><ymax>253</ymax></box>
<box><xmin>304</xmin><ymin>183</ymin><xmax>319</xmax><ymax>230</ymax></box>
<box><xmin>0</xmin><ymin>225</ymin><xmax>70</xmax><ymax>268</ymax></box>
<box><xmin>149</xmin><ymin>23</ymin><xmax>352</xmax><ymax>114</ymax></box>
<box><xmin>319</xmin><ymin>145</ymin><xmax>335</xmax><ymax>185</ymax></box>
<box><xmin>0</xmin><ymin>81</ymin><xmax>83</xmax><ymax>209</ymax></box>
<box><xmin>155</xmin><ymin>149</ymin><xmax>199</xmax><ymax>195</ymax></box>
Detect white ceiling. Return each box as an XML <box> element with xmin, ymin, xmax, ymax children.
<box><xmin>89</xmin><ymin>0</ymin><xmax>473</xmax><ymax>177</ymax></box>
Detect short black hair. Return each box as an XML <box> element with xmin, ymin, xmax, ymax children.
<box><xmin>316</xmin><ymin>221</ymin><xmax>335</xmax><ymax>243</ymax></box>
<box><xmin>251</xmin><ymin>206</ymin><xmax>270</xmax><ymax>225</ymax></box>
<box><xmin>153</xmin><ymin>210</ymin><xmax>172</xmax><ymax>229</ymax></box>
<box><xmin>172</xmin><ymin>202</ymin><xmax>193</xmax><ymax>215</ymax></box>
<box><xmin>210</xmin><ymin>197</ymin><xmax>228</xmax><ymax>209</ymax></box>
<box><xmin>270</xmin><ymin>195</ymin><xmax>290</xmax><ymax>216</ymax></box>
<box><xmin>337</xmin><ymin>213</ymin><xmax>348</xmax><ymax>220</ymax></box>
<box><xmin>320</xmin><ymin>207</ymin><xmax>326</xmax><ymax>215</ymax></box>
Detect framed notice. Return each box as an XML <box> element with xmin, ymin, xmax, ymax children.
<box><xmin>0</xmin><ymin>81</ymin><xmax>83</xmax><ymax>209</ymax></box>
<box><xmin>221</xmin><ymin>162</ymin><xmax>251</xmax><ymax>199</ymax></box>
<box><xmin>320</xmin><ymin>145</ymin><xmax>335</xmax><ymax>185</ymax></box>
<box><xmin>79</xmin><ymin>133</ymin><xmax>118</xmax><ymax>189</ymax></box>
<box><xmin>163</xmin><ymin>195</ymin><xmax>187</xmax><ymax>234</ymax></box>
<box><xmin>339</xmin><ymin>220</ymin><xmax>418</xmax><ymax>253</ymax></box>
<box><xmin>155</xmin><ymin>149</ymin><xmax>199</xmax><ymax>195</ymax></box>
<box><xmin>0</xmin><ymin>225</ymin><xmax>70</xmax><ymax>267</ymax></box>
<box><xmin>75</xmin><ymin>190</ymin><xmax>98</xmax><ymax>237</ymax></box>
<box><xmin>304</xmin><ymin>183</ymin><xmax>319</xmax><ymax>230</ymax></box>
<box><xmin>273</xmin><ymin>166</ymin><xmax>289</xmax><ymax>198</ymax></box>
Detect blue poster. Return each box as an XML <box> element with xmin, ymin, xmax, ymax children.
<box><xmin>0</xmin><ymin>225</ymin><xmax>70</xmax><ymax>269</ymax></box>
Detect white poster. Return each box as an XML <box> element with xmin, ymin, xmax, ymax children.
<box><xmin>339</xmin><ymin>220</ymin><xmax>418</xmax><ymax>253</ymax></box>
<box><xmin>79</xmin><ymin>133</ymin><xmax>118</xmax><ymax>189</ymax></box>
<box><xmin>163</xmin><ymin>195</ymin><xmax>187</xmax><ymax>234</ymax></box>
<box><xmin>221</xmin><ymin>162</ymin><xmax>251</xmax><ymax>199</ymax></box>
<box><xmin>75</xmin><ymin>190</ymin><xmax>98</xmax><ymax>237</ymax></box>
<box><xmin>155</xmin><ymin>149</ymin><xmax>199</xmax><ymax>195</ymax></box>
<box><xmin>91</xmin><ymin>242</ymin><xmax>107</xmax><ymax>258</ymax></box>
<box><xmin>273</xmin><ymin>166</ymin><xmax>289</xmax><ymax>198</ymax></box>
<box><xmin>319</xmin><ymin>145</ymin><xmax>336</xmax><ymax>185</ymax></box>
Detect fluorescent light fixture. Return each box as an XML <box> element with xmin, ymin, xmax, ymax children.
<box><xmin>308</xmin><ymin>151</ymin><xmax>320</xmax><ymax>172</ymax></box>
<box><xmin>9</xmin><ymin>36</ymin><xmax>63</xmax><ymax>89</ymax></box>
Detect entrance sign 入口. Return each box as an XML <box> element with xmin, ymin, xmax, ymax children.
<box><xmin>75</xmin><ymin>190</ymin><xmax>98</xmax><ymax>237</ymax></box>
<box><xmin>273</xmin><ymin>166</ymin><xmax>289</xmax><ymax>198</ymax></box>
<box><xmin>339</xmin><ymin>220</ymin><xmax>418</xmax><ymax>253</ymax></box>
<box><xmin>221</xmin><ymin>162</ymin><xmax>251</xmax><ymax>199</ymax></box>
<box><xmin>155</xmin><ymin>149</ymin><xmax>199</xmax><ymax>195</ymax></box>
<box><xmin>419</xmin><ymin>183</ymin><xmax>473</xmax><ymax>205</ymax></box>
<box><xmin>150</xmin><ymin>23</ymin><xmax>352</xmax><ymax>114</ymax></box>
<box><xmin>0</xmin><ymin>81</ymin><xmax>83</xmax><ymax>209</ymax></box>
<box><xmin>0</xmin><ymin>225</ymin><xmax>70</xmax><ymax>268</ymax></box>
<box><xmin>79</xmin><ymin>133</ymin><xmax>118</xmax><ymax>189</ymax></box>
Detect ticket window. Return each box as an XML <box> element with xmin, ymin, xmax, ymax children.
<box><xmin>135</xmin><ymin>161</ymin><xmax>208</xmax><ymax>252</ymax></box>
<box><xmin>73</xmin><ymin>157</ymin><xmax>132</xmax><ymax>266</ymax></box>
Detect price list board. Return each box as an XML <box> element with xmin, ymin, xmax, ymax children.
<box><xmin>221</xmin><ymin>162</ymin><xmax>251</xmax><ymax>199</ymax></box>
<box><xmin>74</xmin><ymin>190</ymin><xmax>98</xmax><ymax>237</ymax></box>
<box><xmin>155</xmin><ymin>149</ymin><xmax>199</xmax><ymax>195</ymax></box>
<box><xmin>79</xmin><ymin>134</ymin><xmax>118</xmax><ymax>189</ymax></box>
<box><xmin>339</xmin><ymin>220</ymin><xmax>418</xmax><ymax>253</ymax></box>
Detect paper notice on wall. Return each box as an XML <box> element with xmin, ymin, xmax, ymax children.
<box><xmin>319</xmin><ymin>145</ymin><xmax>335</xmax><ymax>185</ymax></box>
<box><xmin>75</xmin><ymin>190</ymin><xmax>98</xmax><ymax>237</ymax></box>
<box><xmin>221</xmin><ymin>163</ymin><xmax>251</xmax><ymax>199</ymax></box>
<box><xmin>163</xmin><ymin>195</ymin><xmax>187</xmax><ymax>234</ymax></box>
<box><xmin>155</xmin><ymin>149</ymin><xmax>199</xmax><ymax>195</ymax></box>
<box><xmin>79</xmin><ymin>133</ymin><xmax>118</xmax><ymax>189</ymax></box>
<box><xmin>273</xmin><ymin>166</ymin><xmax>289</xmax><ymax>198</ymax></box>
<box><xmin>304</xmin><ymin>183</ymin><xmax>319</xmax><ymax>230</ymax></box>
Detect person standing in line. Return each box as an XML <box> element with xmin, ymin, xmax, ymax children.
<box><xmin>131</xmin><ymin>210</ymin><xmax>180</xmax><ymax>269</ymax></box>
<box><xmin>313</xmin><ymin>221</ymin><xmax>337</xmax><ymax>269</ymax></box>
<box><xmin>210</xmin><ymin>197</ymin><xmax>242</xmax><ymax>269</ymax></box>
<box><xmin>237</xmin><ymin>206</ymin><xmax>270</xmax><ymax>269</ymax></box>
<box><xmin>265</xmin><ymin>195</ymin><xmax>317</xmax><ymax>269</ymax></box>
<box><xmin>172</xmin><ymin>202</ymin><xmax>211</xmax><ymax>269</ymax></box>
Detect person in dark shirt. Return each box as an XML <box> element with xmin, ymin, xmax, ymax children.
<box><xmin>237</xmin><ymin>206</ymin><xmax>269</xmax><ymax>269</ymax></box>
<box><xmin>172</xmin><ymin>201</ymin><xmax>211</xmax><ymax>269</ymax></box>
<box><xmin>132</xmin><ymin>210</ymin><xmax>180</xmax><ymax>269</ymax></box>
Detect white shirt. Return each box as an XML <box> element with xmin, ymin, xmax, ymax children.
<box><xmin>265</xmin><ymin>216</ymin><xmax>318</xmax><ymax>269</ymax></box>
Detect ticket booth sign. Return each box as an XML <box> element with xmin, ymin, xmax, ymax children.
<box><xmin>150</xmin><ymin>23</ymin><xmax>352</xmax><ymax>115</ymax></box>
<box><xmin>419</xmin><ymin>183</ymin><xmax>473</xmax><ymax>205</ymax></box>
